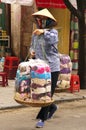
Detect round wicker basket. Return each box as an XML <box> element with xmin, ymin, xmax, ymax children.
<box><xmin>14</xmin><ymin>93</ymin><xmax>54</xmax><ymax>107</ymax></box>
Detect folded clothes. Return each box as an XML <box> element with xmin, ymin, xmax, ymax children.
<box><xmin>57</xmin><ymin>80</ymin><xmax>70</xmax><ymax>89</ymax></box>
<box><xmin>32</xmin><ymin>92</ymin><xmax>51</xmax><ymax>100</ymax></box>
<box><xmin>31</xmin><ymin>78</ymin><xmax>51</xmax><ymax>86</ymax></box>
<box><xmin>58</xmin><ymin>73</ymin><xmax>71</xmax><ymax>81</ymax></box>
<box><xmin>59</xmin><ymin>54</ymin><xmax>71</xmax><ymax>64</ymax></box>
<box><xmin>15</xmin><ymin>59</ymin><xmax>52</xmax><ymax>101</ymax></box>
<box><xmin>31</xmin><ymin>71</ymin><xmax>51</xmax><ymax>79</ymax></box>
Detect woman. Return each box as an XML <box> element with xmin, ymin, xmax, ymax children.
<box><xmin>30</xmin><ymin>8</ymin><xmax>60</xmax><ymax>128</ymax></box>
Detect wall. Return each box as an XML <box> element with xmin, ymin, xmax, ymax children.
<box><xmin>11</xmin><ymin>4</ymin><xmax>21</xmax><ymax>57</ymax></box>
<box><xmin>20</xmin><ymin>6</ymin><xmax>34</xmax><ymax>60</ymax></box>
<box><xmin>49</xmin><ymin>8</ymin><xmax>70</xmax><ymax>54</ymax></box>
<box><xmin>11</xmin><ymin>5</ymin><xmax>34</xmax><ymax>60</ymax></box>
<box><xmin>11</xmin><ymin>6</ymin><xmax>70</xmax><ymax>58</ymax></box>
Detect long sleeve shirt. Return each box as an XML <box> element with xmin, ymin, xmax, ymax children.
<box><xmin>30</xmin><ymin>29</ymin><xmax>60</xmax><ymax>72</ymax></box>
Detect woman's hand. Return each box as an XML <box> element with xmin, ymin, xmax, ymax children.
<box><xmin>30</xmin><ymin>51</ymin><xmax>35</xmax><ymax>59</ymax></box>
<box><xmin>33</xmin><ymin>29</ymin><xmax>44</xmax><ymax>35</ymax></box>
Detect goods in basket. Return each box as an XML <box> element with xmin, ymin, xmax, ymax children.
<box><xmin>0</xmin><ymin>57</ymin><xmax>5</xmax><ymax>71</ymax></box>
<box><xmin>58</xmin><ymin>73</ymin><xmax>71</xmax><ymax>81</ymax></box>
<box><xmin>57</xmin><ymin>80</ymin><xmax>70</xmax><ymax>89</ymax></box>
<box><xmin>60</xmin><ymin>54</ymin><xmax>72</xmax><ymax>74</ymax></box>
<box><xmin>30</xmin><ymin>59</ymin><xmax>51</xmax><ymax>101</ymax></box>
<box><xmin>15</xmin><ymin>61</ymin><xmax>31</xmax><ymax>99</ymax></box>
<box><xmin>14</xmin><ymin>59</ymin><xmax>54</xmax><ymax>107</ymax></box>
<box><xmin>14</xmin><ymin>92</ymin><xmax>54</xmax><ymax>107</ymax></box>
<box><xmin>57</xmin><ymin>54</ymin><xmax>72</xmax><ymax>89</ymax></box>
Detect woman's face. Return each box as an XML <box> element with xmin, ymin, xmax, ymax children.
<box><xmin>35</xmin><ymin>16</ymin><xmax>48</xmax><ymax>29</ymax></box>
<box><xmin>35</xmin><ymin>16</ymin><xmax>56</xmax><ymax>29</ymax></box>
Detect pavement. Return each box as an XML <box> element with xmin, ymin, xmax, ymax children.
<box><xmin>0</xmin><ymin>80</ymin><xmax>86</xmax><ymax>110</ymax></box>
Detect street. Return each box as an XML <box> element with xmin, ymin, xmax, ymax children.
<box><xmin>0</xmin><ymin>99</ymin><xmax>86</xmax><ymax>130</ymax></box>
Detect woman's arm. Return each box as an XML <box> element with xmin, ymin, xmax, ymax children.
<box><xmin>44</xmin><ymin>29</ymin><xmax>58</xmax><ymax>45</ymax></box>
<box><xmin>29</xmin><ymin>35</ymin><xmax>36</xmax><ymax>58</ymax></box>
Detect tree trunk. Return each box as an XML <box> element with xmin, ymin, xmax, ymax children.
<box><xmin>78</xmin><ymin>18</ymin><xmax>86</xmax><ymax>88</ymax></box>
<box><xmin>77</xmin><ymin>1</ymin><xmax>86</xmax><ymax>89</ymax></box>
<box><xmin>64</xmin><ymin>0</ymin><xmax>86</xmax><ymax>88</ymax></box>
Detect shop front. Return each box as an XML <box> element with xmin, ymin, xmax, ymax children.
<box><xmin>0</xmin><ymin>0</ymin><xmax>82</xmax><ymax>90</ymax></box>
<box><xmin>0</xmin><ymin>0</ymin><xmax>71</xmax><ymax>58</ymax></box>
<box><xmin>0</xmin><ymin>0</ymin><xmax>34</xmax><ymax>60</ymax></box>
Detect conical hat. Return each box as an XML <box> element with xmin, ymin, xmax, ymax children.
<box><xmin>32</xmin><ymin>8</ymin><xmax>57</xmax><ymax>22</ymax></box>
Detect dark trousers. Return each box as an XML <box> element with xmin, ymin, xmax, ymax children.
<box><xmin>36</xmin><ymin>71</ymin><xmax>60</xmax><ymax>121</ymax></box>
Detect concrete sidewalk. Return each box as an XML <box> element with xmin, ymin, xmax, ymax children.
<box><xmin>0</xmin><ymin>80</ymin><xmax>86</xmax><ymax>110</ymax></box>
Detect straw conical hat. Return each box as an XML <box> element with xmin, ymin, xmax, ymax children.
<box><xmin>32</xmin><ymin>8</ymin><xmax>57</xmax><ymax>22</ymax></box>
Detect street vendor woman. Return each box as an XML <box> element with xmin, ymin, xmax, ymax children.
<box><xmin>30</xmin><ymin>8</ymin><xmax>60</xmax><ymax>128</ymax></box>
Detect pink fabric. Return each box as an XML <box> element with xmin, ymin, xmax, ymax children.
<box><xmin>31</xmin><ymin>64</ymin><xmax>50</xmax><ymax>74</ymax></box>
<box><xmin>35</xmin><ymin>0</ymin><xmax>66</xmax><ymax>8</ymax></box>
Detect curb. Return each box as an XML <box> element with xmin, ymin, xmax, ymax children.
<box><xmin>0</xmin><ymin>96</ymin><xmax>86</xmax><ymax>110</ymax></box>
<box><xmin>0</xmin><ymin>105</ymin><xmax>26</xmax><ymax>110</ymax></box>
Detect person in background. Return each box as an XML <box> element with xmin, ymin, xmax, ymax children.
<box><xmin>30</xmin><ymin>8</ymin><xmax>60</xmax><ymax>128</ymax></box>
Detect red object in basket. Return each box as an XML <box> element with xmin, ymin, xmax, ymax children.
<box><xmin>69</xmin><ymin>74</ymin><xmax>80</xmax><ymax>93</ymax></box>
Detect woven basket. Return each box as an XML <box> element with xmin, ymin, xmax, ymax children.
<box><xmin>14</xmin><ymin>93</ymin><xmax>54</xmax><ymax>107</ymax></box>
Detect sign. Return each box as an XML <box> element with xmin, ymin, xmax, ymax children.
<box><xmin>35</xmin><ymin>0</ymin><xmax>66</xmax><ymax>8</ymax></box>
<box><xmin>0</xmin><ymin>8</ymin><xmax>2</xmax><ymax>14</ymax></box>
<box><xmin>35</xmin><ymin>0</ymin><xmax>77</xmax><ymax>9</ymax></box>
<box><xmin>1</xmin><ymin>0</ymin><xmax>34</xmax><ymax>6</ymax></box>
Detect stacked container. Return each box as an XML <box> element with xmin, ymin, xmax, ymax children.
<box><xmin>4</xmin><ymin>56</ymin><xmax>19</xmax><ymax>79</ymax></box>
